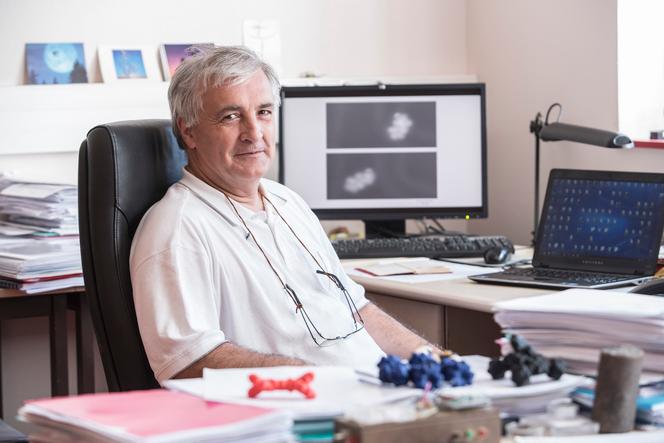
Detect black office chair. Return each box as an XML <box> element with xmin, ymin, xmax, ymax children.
<box><xmin>78</xmin><ymin>120</ymin><xmax>187</xmax><ymax>391</ymax></box>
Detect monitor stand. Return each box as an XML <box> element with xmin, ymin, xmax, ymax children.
<box><xmin>364</xmin><ymin>220</ymin><xmax>406</xmax><ymax>239</ymax></box>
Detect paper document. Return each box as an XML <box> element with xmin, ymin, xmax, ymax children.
<box><xmin>494</xmin><ymin>288</ymin><xmax>664</xmax><ymax>379</ymax></box>
<box><xmin>0</xmin><ymin>183</ymin><xmax>74</xmax><ymax>200</ymax></box>
<box><xmin>494</xmin><ymin>288</ymin><xmax>664</xmax><ymax>318</ymax></box>
<box><xmin>356</xmin><ymin>258</ymin><xmax>451</xmax><ymax>276</ymax></box>
<box><xmin>345</xmin><ymin>259</ymin><xmax>503</xmax><ymax>284</ymax></box>
<box><xmin>167</xmin><ymin>366</ymin><xmax>422</xmax><ymax>420</ymax></box>
<box><xmin>441</xmin><ymin>355</ymin><xmax>586</xmax><ymax>416</ymax></box>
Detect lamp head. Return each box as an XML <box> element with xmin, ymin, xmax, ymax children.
<box><xmin>539</xmin><ymin>122</ymin><xmax>634</xmax><ymax>149</ymax></box>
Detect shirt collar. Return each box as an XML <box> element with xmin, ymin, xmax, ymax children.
<box><xmin>178</xmin><ymin>168</ymin><xmax>288</xmax><ymax>226</ymax></box>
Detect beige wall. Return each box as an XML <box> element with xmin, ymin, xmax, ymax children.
<box><xmin>0</xmin><ymin>0</ymin><xmax>467</xmax><ymax>184</ymax></box>
<box><xmin>466</xmin><ymin>0</ymin><xmax>664</xmax><ymax>245</ymax></box>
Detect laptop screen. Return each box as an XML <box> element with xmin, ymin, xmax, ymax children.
<box><xmin>534</xmin><ymin>169</ymin><xmax>664</xmax><ymax>275</ymax></box>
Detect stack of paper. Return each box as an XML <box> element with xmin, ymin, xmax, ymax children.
<box><xmin>0</xmin><ymin>236</ymin><xmax>82</xmax><ymax>293</ymax></box>
<box><xmin>164</xmin><ymin>366</ymin><xmax>423</xmax><ymax>421</ymax></box>
<box><xmin>0</xmin><ymin>176</ymin><xmax>78</xmax><ymax>237</ymax></box>
<box><xmin>440</xmin><ymin>355</ymin><xmax>586</xmax><ymax>416</ymax></box>
<box><xmin>0</xmin><ymin>177</ymin><xmax>83</xmax><ymax>293</ymax></box>
<box><xmin>18</xmin><ymin>389</ymin><xmax>294</xmax><ymax>443</ymax></box>
<box><xmin>494</xmin><ymin>289</ymin><xmax>664</xmax><ymax>377</ymax></box>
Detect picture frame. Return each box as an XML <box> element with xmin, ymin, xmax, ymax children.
<box><xmin>98</xmin><ymin>45</ymin><xmax>161</xmax><ymax>83</ymax></box>
<box><xmin>242</xmin><ymin>19</ymin><xmax>282</xmax><ymax>75</ymax></box>
<box><xmin>25</xmin><ymin>43</ymin><xmax>88</xmax><ymax>85</ymax></box>
<box><xmin>159</xmin><ymin>43</ymin><xmax>211</xmax><ymax>80</ymax></box>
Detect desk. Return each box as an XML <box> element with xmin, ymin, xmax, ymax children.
<box><xmin>0</xmin><ymin>287</ymin><xmax>95</xmax><ymax>418</ymax></box>
<box><xmin>346</xmin><ymin>251</ymin><xmax>551</xmax><ymax>357</ymax></box>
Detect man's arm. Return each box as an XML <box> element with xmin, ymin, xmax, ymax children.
<box><xmin>173</xmin><ymin>342</ymin><xmax>307</xmax><ymax>379</ymax></box>
<box><xmin>360</xmin><ymin>302</ymin><xmax>442</xmax><ymax>359</ymax></box>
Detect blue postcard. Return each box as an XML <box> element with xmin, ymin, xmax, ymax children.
<box><xmin>25</xmin><ymin>43</ymin><xmax>88</xmax><ymax>85</ymax></box>
<box><xmin>112</xmin><ymin>49</ymin><xmax>147</xmax><ymax>79</ymax></box>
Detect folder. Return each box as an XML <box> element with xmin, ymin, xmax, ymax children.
<box><xmin>19</xmin><ymin>389</ymin><xmax>293</xmax><ymax>442</ymax></box>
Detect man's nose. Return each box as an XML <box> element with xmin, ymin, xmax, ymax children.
<box><xmin>240</xmin><ymin>115</ymin><xmax>263</xmax><ymax>143</ymax></box>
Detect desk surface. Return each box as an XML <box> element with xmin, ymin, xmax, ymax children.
<box><xmin>344</xmin><ymin>248</ymin><xmax>550</xmax><ymax>313</ymax></box>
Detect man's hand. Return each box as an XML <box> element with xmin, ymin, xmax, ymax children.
<box><xmin>173</xmin><ymin>342</ymin><xmax>307</xmax><ymax>379</ymax></box>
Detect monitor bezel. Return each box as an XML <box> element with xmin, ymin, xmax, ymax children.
<box><xmin>278</xmin><ymin>83</ymin><xmax>488</xmax><ymax>221</ymax></box>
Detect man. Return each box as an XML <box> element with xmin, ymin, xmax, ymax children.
<box><xmin>130</xmin><ymin>46</ymin><xmax>440</xmax><ymax>383</ymax></box>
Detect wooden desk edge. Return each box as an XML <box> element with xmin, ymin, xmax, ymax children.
<box><xmin>0</xmin><ymin>286</ymin><xmax>85</xmax><ymax>299</ymax></box>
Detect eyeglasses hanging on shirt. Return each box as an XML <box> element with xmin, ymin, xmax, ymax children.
<box><xmin>182</xmin><ymin>182</ymin><xmax>364</xmax><ymax>347</ymax></box>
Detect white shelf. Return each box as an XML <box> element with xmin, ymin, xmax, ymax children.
<box><xmin>0</xmin><ymin>74</ymin><xmax>478</xmax><ymax>155</ymax></box>
<box><xmin>0</xmin><ymin>82</ymin><xmax>170</xmax><ymax>155</ymax></box>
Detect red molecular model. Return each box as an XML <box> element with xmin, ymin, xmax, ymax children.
<box><xmin>248</xmin><ymin>372</ymin><xmax>316</xmax><ymax>399</ymax></box>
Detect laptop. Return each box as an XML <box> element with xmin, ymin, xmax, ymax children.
<box><xmin>470</xmin><ymin>169</ymin><xmax>664</xmax><ymax>289</ymax></box>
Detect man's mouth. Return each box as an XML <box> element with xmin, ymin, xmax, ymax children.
<box><xmin>236</xmin><ymin>149</ymin><xmax>265</xmax><ymax>157</ymax></box>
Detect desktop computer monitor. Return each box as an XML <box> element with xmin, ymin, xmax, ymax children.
<box><xmin>278</xmin><ymin>83</ymin><xmax>487</xmax><ymax>237</ymax></box>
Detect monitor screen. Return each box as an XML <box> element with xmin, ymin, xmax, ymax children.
<box><xmin>535</xmin><ymin>169</ymin><xmax>664</xmax><ymax>273</ymax></box>
<box><xmin>278</xmin><ymin>83</ymin><xmax>487</xmax><ymax>231</ymax></box>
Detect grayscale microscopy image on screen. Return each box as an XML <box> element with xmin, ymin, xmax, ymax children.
<box><xmin>326</xmin><ymin>102</ymin><xmax>437</xmax><ymax>148</ymax></box>
<box><xmin>327</xmin><ymin>152</ymin><xmax>437</xmax><ymax>199</ymax></box>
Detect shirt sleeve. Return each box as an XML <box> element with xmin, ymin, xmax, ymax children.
<box><xmin>131</xmin><ymin>244</ymin><xmax>227</xmax><ymax>383</ymax></box>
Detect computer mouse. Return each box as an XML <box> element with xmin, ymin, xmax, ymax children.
<box><xmin>629</xmin><ymin>278</ymin><xmax>664</xmax><ymax>296</ymax></box>
<box><xmin>483</xmin><ymin>245</ymin><xmax>513</xmax><ymax>265</ymax></box>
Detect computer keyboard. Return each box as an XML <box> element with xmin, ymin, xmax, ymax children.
<box><xmin>331</xmin><ymin>235</ymin><xmax>514</xmax><ymax>259</ymax></box>
<box><xmin>498</xmin><ymin>267</ymin><xmax>634</xmax><ymax>286</ymax></box>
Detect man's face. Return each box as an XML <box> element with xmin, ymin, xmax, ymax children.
<box><xmin>180</xmin><ymin>70</ymin><xmax>276</xmax><ymax>189</ymax></box>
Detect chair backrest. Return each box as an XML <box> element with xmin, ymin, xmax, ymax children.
<box><xmin>78</xmin><ymin>120</ymin><xmax>187</xmax><ymax>391</ymax></box>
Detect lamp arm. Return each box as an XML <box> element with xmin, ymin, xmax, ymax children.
<box><xmin>540</xmin><ymin>122</ymin><xmax>634</xmax><ymax>148</ymax></box>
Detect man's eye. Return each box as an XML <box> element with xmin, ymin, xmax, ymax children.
<box><xmin>222</xmin><ymin>113</ymin><xmax>240</xmax><ymax>122</ymax></box>
<box><xmin>258</xmin><ymin>109</ymin><xmax>272</xmax><ymax>116</ymax></box>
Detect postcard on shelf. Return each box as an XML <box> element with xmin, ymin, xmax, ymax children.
<box><xmin>243</xmin><ymin>19</ymin><xmax>282</xmax><ymax>74</ymax></box>
<box><xmin>159</xmin><ymin>43</ymin><xmax>211</xmax><ymax>80</ymax></box>
<box><xmin>356</xmin><ymin>258</ymin><xmax>451</xmax><ymax>277</ymax></box>
<box><xmin>25</xmin><ymin>43</ymin><xmax>88</xmax><ymax>85</ymax></box>
<box><xmin>98</xmin><ymin>45</ymin><xmax>161</xmax><ymax>83</ymax></box>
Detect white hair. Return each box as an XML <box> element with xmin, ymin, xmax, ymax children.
<box><xmin>168</xmin><ymin>45</ymin><xmax>280</xmax><ymax>148</ymax></box>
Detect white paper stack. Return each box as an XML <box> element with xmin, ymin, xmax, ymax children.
<box><xmin>440</xmin><ymin>355</ymin><xmax>586</xmax><ymax>416</ymax></box>
<box><xmin>0</xmin><ymin>176</ymin><xmax>78</xmax><ymax>236</ymax></box>
<box><xmin>165</xmin><ymin>366</ymin><xmax>423</xmax><ymax>421</ymax></box>
<box><xmin>494</xmin><ymin>289</ymin><xmax>664</xmax><ymax>377</ymax></box>
<box><xmin>0</xmin><ymin>236</ymin><xmax>83</xmax><ymax>293</ymax></box>
<box><xmin>0</xmin><ymin>177</ymin><xmax>82</xmax><ymax>293</ymax></box>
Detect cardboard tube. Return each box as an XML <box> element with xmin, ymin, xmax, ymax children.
<box><xmin>591</xmin><ymin>345</ymin><xmax>643</xmax><ymax>433</ymax></box>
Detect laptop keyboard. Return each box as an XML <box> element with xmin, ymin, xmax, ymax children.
<box><xmin>501</xmin><ymin>267</ymin><xmax>635</xmax><ymax>286</ymax></box>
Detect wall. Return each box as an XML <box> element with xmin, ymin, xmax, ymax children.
<box><xmin>0</xmin><ymin>0</ymin><xmax>469</xmax><ymax>432</ymax></box>
<box><xmin>0</xmin><ymin>0</ymin><xmax>467</xmax><ymax>184</ymax></box>
<box><xmin>466</xmin><ymin>0</ymin><xmax>664</xmax><ymax>245</ymax></box>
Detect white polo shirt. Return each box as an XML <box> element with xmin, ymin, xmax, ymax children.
<box><xmin>130</xmin><ymin>170</ymin><xmax>385</xmax><ymax>382</ymax></box>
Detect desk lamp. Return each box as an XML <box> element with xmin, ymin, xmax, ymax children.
<box><xmin>529</xmin><ymin>103</ymin><xmax>634</xmax><ymax>245</ymax></box>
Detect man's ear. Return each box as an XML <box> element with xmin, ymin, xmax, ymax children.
<box><xmin>177</xmin><ymin>117</ymin><xmax>196</xmax><ymax>150</ymax></box>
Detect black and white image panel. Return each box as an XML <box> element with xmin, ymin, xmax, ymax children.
<box><xmin>326</xmin><ymin>102</ymin><xmax>436</xmax><ymax>149</ymax></box>
<box><xmin>327</xmin><ymin>152</ymin><xmax>437</xmax><ymax>199</ymax></box>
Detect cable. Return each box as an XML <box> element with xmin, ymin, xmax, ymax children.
<box><xmin>544</xmin><ymin>103</ymin><xmax>562</xmax><ymax>125</ymax></box>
